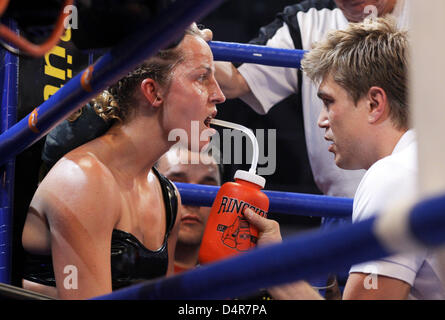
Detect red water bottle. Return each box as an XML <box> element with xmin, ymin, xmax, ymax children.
<box><xmin>199</xmin><ymin>170</ymin><xmax>269</xmax><ymax>264</ymax></box>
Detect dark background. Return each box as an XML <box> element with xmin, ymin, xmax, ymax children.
<box><xmin>9</xmin><ymin>0</ymin><xmax>322</xmax><ymax>287</ymax></box>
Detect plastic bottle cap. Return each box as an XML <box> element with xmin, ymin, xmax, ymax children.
<box><xmin>234</xmin><ymin>170</ymin><xmax>266</xmax><ymax>188</ymax></box>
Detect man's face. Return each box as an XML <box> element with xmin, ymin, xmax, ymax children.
<box><xmin>317</xmin><ymin>74</ymin><xmax>370</xmax><ymax>170</ymax></box>
<box><xmin>157</xmin><ymin>150</ymin><xmax>220</xmax><ymax>246</ymax></box>
<box><xmin>334</xmin><ymin>0</ymin><xmax>396</xmax><ymax>22</ymax></box>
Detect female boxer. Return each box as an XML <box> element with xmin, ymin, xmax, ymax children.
<box><xmin>21</xmin><ymin>24</ymin><xmax>225</xmax><ymax>299</ymax></box>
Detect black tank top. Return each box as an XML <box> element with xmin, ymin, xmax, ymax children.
<box><xmin>23</xmin><ymin>167</ymin><xmax>178</xmax><ymax>290</ymax></box>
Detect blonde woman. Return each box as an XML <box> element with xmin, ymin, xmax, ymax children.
<box><xmin>21</xmin><ymin>24</ymin><xmax>225</xmax><ymax>299</ymax></box>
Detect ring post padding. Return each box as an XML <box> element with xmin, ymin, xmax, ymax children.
<box><xmin>0</xmin><ymin>0</ymin><xmax>225</xmax><ymax>166</ymax></box>
<box><xmin>174</xmin><ymin>182</ymin><xmax>353</xmax><ymax>218</ymax></box>
<box><xmin>0</xmin><ymin>18</ymin><xmax>19</xmax><ymax>284</ymax></box>
<box><xmin>409</xmin><ymin>193</ymin><xmax>445</xmax><ymax>247</ymax></box>
<box><xmin>209</xmin><ymin>41</ymin><xmax>307</xmax><ymax>68</ymax></box>
<box><xmin>373</xmin><ymin>197</ymin><xmax>425</xmax><ymax>254</ymax></box>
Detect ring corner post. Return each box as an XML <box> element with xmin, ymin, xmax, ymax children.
<box><xmin>0</xmin><ymin>18</ymin><xmax>19</xmax><ymax>285</ymax></box>
<box><xmin>410</xmin><ymin>0</ymin><xmax>445</xmax><ymax>290</ymax></box>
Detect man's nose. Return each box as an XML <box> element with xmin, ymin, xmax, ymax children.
<box><xmin>318</xmin><ymin>108</ymin><xmax>329</xmax><ymax>129</ymax></box>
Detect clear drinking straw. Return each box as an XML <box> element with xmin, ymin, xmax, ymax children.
<box><xmin>210</xmin><ymin>119</ymin><xmax>259</xmax><ymax>175</ymax></box>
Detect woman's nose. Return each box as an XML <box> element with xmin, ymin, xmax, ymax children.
<box><xmin>210</xmin><ymin>78</ymin><xmax>226</xmax><ymax>104</ymax></box>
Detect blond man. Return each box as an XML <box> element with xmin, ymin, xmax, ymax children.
<box><xmin>245</xmin><ymin>17</ymin><xmax>445</xmax><ymax>300</ymax></box>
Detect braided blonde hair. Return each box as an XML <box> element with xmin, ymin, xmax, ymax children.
<box><xmin>91</xmin><ymin>24</ymin><xmax>205</xmax><ymax>123</ymax></box>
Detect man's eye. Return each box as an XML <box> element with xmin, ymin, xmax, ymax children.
<box><xmin>323</xmin><ymin>99</ymin><xmax>333</xmax><ymax>108</ymax></box>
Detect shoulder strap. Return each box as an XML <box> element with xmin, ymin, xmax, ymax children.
<box><xmin>151</xmin><ymin>166</ymin><xmax>178</xmax><ymax>236</ymax></box>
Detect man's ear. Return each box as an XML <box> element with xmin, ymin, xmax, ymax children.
<box><xmin>367</xmin><ymin>86</ymin><xmax>388</xmax><ymax>124</ymax></box>
<box><xmin>140</xmin><ymin>78</ymin><xmax>163</xmax><ymax>107</ymax></box>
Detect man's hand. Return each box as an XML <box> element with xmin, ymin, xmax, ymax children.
<box><xmin>243</xmin><ymin>208</ymin><xmax>324</xmax><ymax>300</ymax></box>
<box><xmin>243</xmin><ymin>208</ymin><xmax>282</xmax><ymax>246</ymax></box>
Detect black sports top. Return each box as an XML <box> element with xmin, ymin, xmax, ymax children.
<box><xmin>23</xmin><ymin>167</ymin><xmax>178</xmax><ymax>290</ymax></box>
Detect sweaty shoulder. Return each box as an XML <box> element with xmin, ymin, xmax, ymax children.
<box><xmin>33</xmin><ymin>152</ymin><xmax>120</xmax><ymax>229</ymax></box>
<box><xmin>353</xmin><ymin>146</ymin><xmax>418</xmax><ymax>223</ymax></box>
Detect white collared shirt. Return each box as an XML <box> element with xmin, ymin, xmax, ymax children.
<box><xmin>350</xmin><ymin>130</ymin><xmax>445</xmax><ymax>300</ymax></box>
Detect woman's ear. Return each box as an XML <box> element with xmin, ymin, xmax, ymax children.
<box><xmin>367</xmin><ymin>86</ymin><xmax>388</xmax><ymax>124</ymax></box>
<box><xmin>140</xmin><ymin>78</ymin><xmax>163</xmax><ymax>107</ymax></box>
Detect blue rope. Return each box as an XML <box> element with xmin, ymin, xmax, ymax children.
<box><xmin>92</xmin><ymin>193</ymin><xmax>445</xmax><ymax>300</ymax></box>
<box><xmin>210</xmin><ymin>41</ymin><xmax>307</xmax><ymax>68</ymax></box>
<box><xmin>174</xmin><ymin>182</ymin><xmax>353</xmax><ymax>218</ymax></box>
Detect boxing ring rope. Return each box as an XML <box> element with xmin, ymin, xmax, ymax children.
<box><xmin>92</xmin><ymin>193</ymin><xmax>445</xmax><ymax>300</ymax></box>
<box><xmin>174</xmin><ymin>182</ymin><xmax>352</xmax><ymax>218</ymax></box>
<box><xmin>0</xmin><ymin>19</ymin><xmax>18</xmax><ymax>284</ymax></box>
<box><xmin>209</xmin><ymin>41</ymin><xmax>306</xmax><ymax>68</ymax></box>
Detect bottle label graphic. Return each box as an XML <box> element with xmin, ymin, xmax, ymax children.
<box><xmin>217</xmin><ymin>214</ymin><xmax>259</xmax><ymax>252</ymax></box>
<box><xmin>199</xmin><ymin>177</ymin><xmax>269</xmax><ymax>264</ymax></box>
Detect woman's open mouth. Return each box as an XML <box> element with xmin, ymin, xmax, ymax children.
<box><xmin>204</xmin><ymin>116</ymin><xmax>212</xmax><ymax>128</ymax></box>
<box><xmin>204</xmin><ymin>110</ymin><xmax>218</xmax><ymax>128</ymax></box>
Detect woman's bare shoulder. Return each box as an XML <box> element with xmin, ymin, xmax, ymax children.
<box><xmin>34</xmin><ymin>151</ymin><xmax>120</xmax><ymax>228</ymax></box>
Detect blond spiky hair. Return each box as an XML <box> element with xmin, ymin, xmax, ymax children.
<box><xmin>301</xmin><ymin>17</ymin><xmax>409</xmax><ymax>129</ymax></box>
